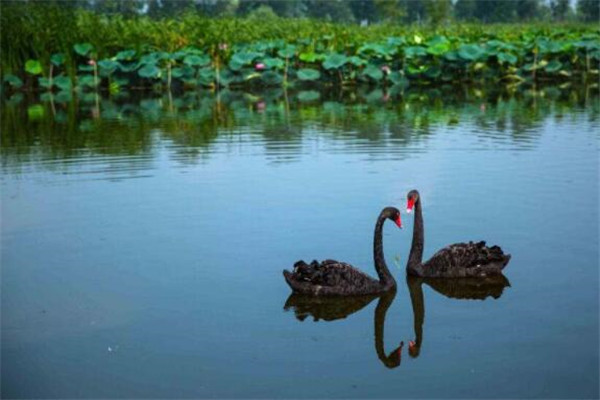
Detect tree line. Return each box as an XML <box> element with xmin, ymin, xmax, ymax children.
<box><xmin>10</xmin><ymin>0</ymin><xmax>600</xmax><ymax>24</ymax></box>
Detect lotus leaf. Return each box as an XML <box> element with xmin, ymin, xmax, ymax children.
<box><xmin>138</xmin><ymin>64</ymin><xmax>161</xmax><ymax>79</ymax></box>
<box><xmin>323</xmin><ymin>53</ymin><xmax>348</xmax><ymax>70</ymax></box>
<box><xmin>544</xmin><ymin>60</ymin><xmax>563</xmax><ymax>73</ymax></box>
<box><xmin>74</xmin><ymin>43</ymin><xmax>93</xmax><ymax>57</ymax></box>
<box><xmin>116</xmin><ymin>50</ymin><xmax>136</xmax><ymax>61</ymax></box>
<box><xmin>363</xmin><ymin>64</ymin><xmax>384</xmax><ymax>81</ymax></box>
<box><xmin>297</xmin><ymin>68</ymin><xmax>321</xmax><ymax>81</ymax></box>
<box><xmin>297</xmin><ymin>90</ymin><xmax>320</xmax><ymax>102</ymax></box>
<box><xmin>183</xmin><ymin>54</ymin><xmax>211</xmax><ymax>67</ymax></box>
<box><xmin>277</xmin><ymin>45</ymin><xmax>296</xmax><ymax>59</ymax></box>
<box><xmin>458</xmin><ymin>44</ymin><xmax>487</xmax><ymax>61</ymax></box>
<box><xmin>3</xmin><ymin>74</ymin><xmax>23</xmax><ymax>88</ymax></box>
<box><xmin>404</xmin><ymin>46</ymin><xmax>427</xmax><ymax>58</ymax></box>
<box><xmin>260</xmin><ymin>71</ymin><xmax>283</xmax><ymax>86</ymax></box>
<box><xmin>25</xmin><ymin>59</ymin><xmax>43</xmax><ymax>75</ymax></box>
<box><xmin>54</xmin><ymin>75</ymin><xmax>72</xmax><ymax>91</ymax></box>
<box><xmin>497</xmin><ymin>52</ymin><xmax>518</xmax><ymax>65</ymax></box>
<box><xmin>263</xmin><ymin>57</ymin><xmax>285</xmax><ymax>69</ymax></box>
<box><xmin>51</xmin><ymin>53</ymin><xmax>65</xmax><ymax>66</ymax></box>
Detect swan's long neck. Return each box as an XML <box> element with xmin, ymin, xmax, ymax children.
<box><xmin>374</xmin><ymin>213</ymin><xmax>396</xmax><ymax>288</ymax></box>
<box><xmin>408</xmin><ymin>198</ymin><xmax>424</xmax><ymax>269</ymax></box>
<box><xmin>374</xmin><ymin>290</ymin><xmax>400</xmax><ymax>368</ymax></box>
<box><xmin>407</xmin><ymin>277</ymin><xmax>425</xmax><ymax>348</ymax></box>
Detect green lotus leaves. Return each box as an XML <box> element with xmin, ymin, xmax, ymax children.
<box><xmin>98</xmin><ymin>59</ymin><xmax>118</xmax><ymax>74</ymax></box>
<box><xmin>260</xmin><ymin>71</ymin><xmax>283</xmax><ymax>86</ymax></box>
<box><xmin>497</xmin><ymin>52</ymin><xmax>518</xmax><ymax>65</ymax></box>
<box><xmin>299</xmin><ymin>52</ymin><xmax>323</xmax><ymax>63</ymax></box>
<box><xmin>54</xmin><ymin>75</ymin><xmax>72</xmax><ymax>91</ymax></box>
<box><xmin>349</xmin><ymin>56</ymin><xmax>368</xmax><ymax>67</ymax></box>
<box><xmin>183</xmin><ymin>54</ymin><xmax>210</xmax><ymax>67</ymax></box>
<box><xmin>322</xmin><ymin>53</ymin><xmax>348</xmax><ymax>70</ymax></box>
<box><xmin>3</xmin><ymin>74</ymin><xmax>23</xmax><ymax>88</ymax></box>
<box><xmin>118</xmin><ymin>62</ymin><xmax>139</xmax><ymax>73</ymax></box>
<box><xmin>25</xmin><ymin>59</ymin><xmax>43</xmax><ymax>75</ymax></box>
<box><xmin>297</xmin><ymin>68</ymin><xmax>321</xmax><ymax>81</ymax></box>
<box><xmin>277</xmin><ymin>45</ymin><xmax>296</xmax><ymax>59</ymax></box>
<box><xmin>404</xmin><ymin>46</ymin><xmax>428</xmax><ymax>58</ymax></box>
<box><xmin>116</xmin><ymin>50</ymin><xmax>136</xmax><ymax>61</ymax></box>
<box><xmin>363</xmin><ymin>64</ymin><xmax>384</xmax><ymax>81</ymax></box>
<box><xmin>74</xmin><ymin>43</ymin><xmax>93</xmax><ymax>57</ymax></box>
<box><xmin>78</xmin><ymin>75</ymin><xmax>99</xmax><ymax>88</ymax></box>
<box><xmin>426</xmin><ymin>36</ymin><xmax>450</xmax><ymax>56</ymax></box>
<box><xmin>4</xmin><ymin>25</ymin><xmax>599</xmax><ymax>91</ymax></box>
<box><xmin>51</xmin><ymin>53</ymin><xmax>65</xmax><ymax>66</ymax></box>
<box><xmin>138</xmin><ymin>64</ymin><xmax>161</xmax><ymax>79</ymax></box>
<box><xmin>198</xmin><ymin>68</ymin><xmax>216</xmax><ymax>86</ymax></box>
<box><xmin>38</xmin><ymin>77</ymin><xmax>52</xmax><ymax>89</ymax></box>
<box><xmin>544</xmin><ymin>60</ymin><xmax>563</xmax><ymax>73</ymax></box>
<box><xmin>231</xmin><ymin>52</ymin><xmax>261</xmax><ymax>66</ymax></box>
<box><xmin>262</xmin><ymin>57</ymin><xmax>285</xmax><ymax>69</ymax></box>
<box><xmin>297</xmin><ymin>90</ymin><xmax>320</xmax><ymax>102</ymax></box>
<box><xmin>27</xmin><ymin>104</ymin><xmax>45</xmax><ymax>120</ymax></box>
<box><xmin>458</xmin><ymin>44</ymin><xmax>487</xmax><ymax>61</ymax></box>
<box><xmin>172</xmin><ymin>65</ymin><xmax>195</xmax><ymax>79</ymax></box>
<box><xmin>78</xmin><ymin>64</ymin><xmax>95</xmax><ymax>72</ymax></box>
<box><xmin>424</xmin><ymin>65</ymin><xmax>441</xmax><ymax>79</ymax></box>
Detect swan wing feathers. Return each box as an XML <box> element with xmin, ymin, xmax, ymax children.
<box><xmin>291</xmin><ymin>259</ymin><xmax>376</xmax><ymax>287</ymax></box>
<box><xmin>423</xmin><ymin>241</ymin><xmax>511</xmax><ymax>277</ymax></box>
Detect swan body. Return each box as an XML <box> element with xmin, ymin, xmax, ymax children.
<box><xmin>283</xmin><ymin>207</ymin><xmax>402</xmax><ymax>296</ymax></box>
<box><xmin>406</xmin><ymin>190</ymin><xmax>511</xmax><ymax>278</ymax></box>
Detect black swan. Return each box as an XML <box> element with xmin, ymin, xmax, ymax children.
<box><xmin>283</xmin><ymin>207</ymin><xmax>402</xmax><ymax>296</ymax></box>
<box><xmin>405</xmin><ymin>190</ymin><xmax>511</xmax><ymax>278</ymax></box>
<box><xmin>406</xmin><ymin>275</ymin><xmax>511</xmax><ymax>358</ymax></box>
<box><xmin>284</xmin><ymin>289</ymin><xmax>404</xmax><ymax>369</ymax></box>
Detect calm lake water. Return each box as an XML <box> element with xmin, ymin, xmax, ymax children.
<box><xmin>1</xmin><ymin>86</ymin><xmax>599</xmax><ymax>398</ymax></box>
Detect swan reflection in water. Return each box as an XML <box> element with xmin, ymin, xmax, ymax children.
<box><xmin>407</xmin><ymin>274</ymin><xmax>511</xmax><ymax>358</ymax></box>
<box><xmin>284</xmin><ymin>274</ymin><xmax>511</xmax><ymax>365</ymax></box>
<box><xmin>284</xmin><ymin>289</ymin><xmax>404</xmax><ymax>368</ymax></box>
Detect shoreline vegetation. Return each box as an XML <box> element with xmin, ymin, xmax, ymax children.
<box><xmin>1</xmin><ymin>3</ymin><xmax>599</xmax><ymax>94</ymax></box>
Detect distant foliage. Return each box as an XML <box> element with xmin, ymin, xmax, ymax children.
<box><xmin>1</xmin><ymin>3</ymin><xmax>598</xmax><ymax>93</ymax></box>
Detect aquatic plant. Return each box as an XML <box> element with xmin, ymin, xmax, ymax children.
<box><xmin>1</xmin><ymin>4</ymin><xmax>598</xmax><ymax>92</ymax></box>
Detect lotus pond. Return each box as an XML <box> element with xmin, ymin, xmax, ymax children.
<box><xmin>1</xmin><ymin>84</ymin><xmax>599</xmax><ymax>398</ymax></box>
<box><xmin>2</xmin><ymin>5</ymin><xmax>599</xmax><ymax>93</ymax></box>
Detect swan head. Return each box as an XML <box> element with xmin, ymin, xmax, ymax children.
<box><xmin>406</xmin><ymin>190</ymin><xmax>419</xmax><ymax>214</ymax></box>
<box><xmin>408</xmin><ymin>340</ymin><xmax>421</xmax><ymax>358</ymax></box>
<box><xmin>383</xmin><ymin>207</ymin><xmax>402</xmax><ymax>229</ymax></box>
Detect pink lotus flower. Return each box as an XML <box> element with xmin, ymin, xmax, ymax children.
<box><xmin>218</xmin><ymin>43</ymin><xmax>228</xmax><ymax>51</ymax></box>
<box><xmin>255</xmin><ymin>63</ymin><xmax>265</xmax><ymax>71</ymax></box>
<box><xmin>88</xmin><ymin>59</ymin><xmax>96</xmax><ymax>66</ymax></box>
<box><xmin>381</xmin><ymin>65</ymin><xmax>391</xmax><ymax>74</ymax></box>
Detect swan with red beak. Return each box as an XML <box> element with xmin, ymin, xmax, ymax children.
<box><xmin>404</xmin><ymin>189</ymin><xmax>511</xmax><ymax>278</ymax></box>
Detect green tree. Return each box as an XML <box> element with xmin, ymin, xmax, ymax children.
<box><xmin>373</xmin><ymin>0</ymin><xmax>407</xmax><ymax>23</ymax></box>
<box><xmin>424</xmin><ymin>0</ymin><xmax>452</xmax><ymax>25</ymax></box>
<box><xmin>454</xmin><ymin>0</ymin><xmax>477</xmax><ymax>21</ymax></box>
<box><xmin>516</xmin><ymin>0</ymin><xmax>539</xmax><ymax>20</ymax></box>
<box><xmin>401</xmin><ymin>0</ymin><xmax>426</xmax><ymax>23</ymax></box>
<box><xmin>349</xmin><ymin>0</ymin><xmax>379</xmax><ymax>24</ymax></box>
<box><xmin>550</xmin><ymin>0</ymin><xmax>570</xmax><ymax>21</ymax></box>
<box><xmin>577</xmin><ymin>0</ymin><xmax>600</xmax><ymax>22</ymax></box>
<box><xmin>304</xmin><ymin>0</ymin><xmax>355</xmax><ymax>23</ymax></box>
<box><xmin>474</xmin><ymin>1</ymin><xmax>516</xmax><ymax>22</ymax></box>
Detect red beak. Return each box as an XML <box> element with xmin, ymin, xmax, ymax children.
<box><xmin>407</xmin><ymin>198</ymin><xmax>415</xmax><ymax>213</ymax></box>
<box><xmin>395</xmin><ymin>216</ymin><xmax>402</xmax><ymax>229</ymax></box>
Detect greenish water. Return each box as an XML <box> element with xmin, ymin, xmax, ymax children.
<box><xmin>1</xmin><ymin>86</ymin><xmax>599</xmax><ymax>398</ymax></box>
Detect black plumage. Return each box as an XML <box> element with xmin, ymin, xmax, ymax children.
<box><xmin>283</xmin><ymin>207</ymin><xmax>402</xmax><ymax>296</ymax></box>
<box><xmin>406</xmin><ymin>190</ymin><xmax>511</xmax><ymax>278</ymax></box>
